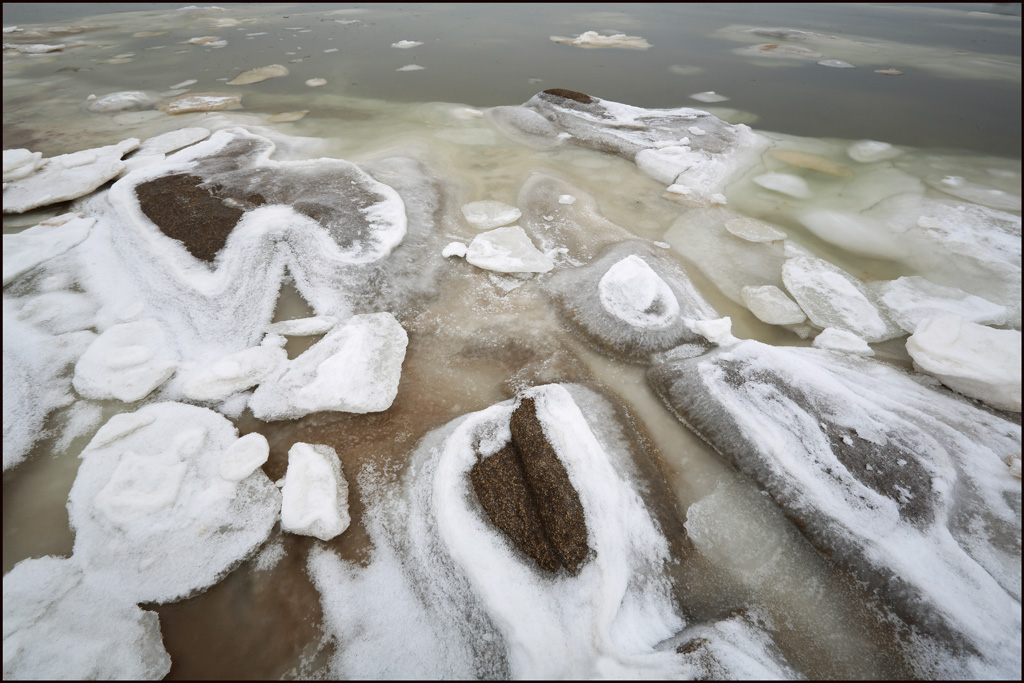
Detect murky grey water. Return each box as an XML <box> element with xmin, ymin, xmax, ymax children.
<box><xmin>3</xmin><ymin>3</ymin><xmax>1020</xmax><ymax>680</ymax></box>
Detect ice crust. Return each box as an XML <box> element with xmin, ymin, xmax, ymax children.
<box><xmin>465</xmin><ymin>226</ymin><xmax>554</xmax><ymax>273</ymax></box>
<box><xmin>547</xmin><ymin>241</ymin><xmax>718</xmax><ymax>360</ymax></box>
<box><xmin>308</xmin><ymin>384</ymin><xmax>793</xmax><ymax>678</ymax></box>
<box><xmin>67</xmin><ymin>402</ymin><xmax>281</xmax><ymax>603</ymax></box>
<box><xmin>649</xmin><ymin>341</ymin><xmax>1022</xmax><ymax>675</ymax></box>
<box><xmin>280</xmin><ymin>442</ymin><xmax>351</xmax><ymax>540</ymax></box>
<box><xmin>249</xmin><ymin>312</ymin><xmax>408</xmax><ymax>419</ymax></box>
<box><xmin>907</xmin><ymin>315</ymin><xmax>1021</xmax><ymax>412</ymax></box>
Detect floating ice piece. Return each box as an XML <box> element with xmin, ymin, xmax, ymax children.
<box><xmin>690</xmin><ymin>91</ymin><xmax>730</xmax><ymax>103</ymax></box>
<box><xmin>782</xmin><ymin>255</ymin><xmax>895</xmax><ymax>342</ymax></box>
<box><xmin>4</xmin><ymin>42</ymin><xmax>69</xmax><ymax>53</ymax></box>
<box><xmin>220</xmin><ymin>432</ymin><xmax>269</xmax><ymax>482</ymax></box>
<box><xmin>818</xmin><ymin>58</ymin><xmax>854</xmax><ymax>68</ymax></box>
<box><xmin>67</xmin><ymin>402</ymin><xmax>281</xmax><ymax>603</ymax></box>
<box><xmin>753</xmin><ymin>172</ymin><xmax>813</xmax><ymax>198</ymax></box>
<box><xmin>135</xmin><ymin>127</ymin><xmax>211</xmax><ymax>157</ymax></box>
<box><xmin>558</xmin><ymin>194</ymin><xmax>576</xmax><ymax>204</ymax></box>
<box><xmin>550</xmin><ymin>30</ymin><xmax>652</xmax><ymax>49</ymax></box>
<box><xmin>3</xmin><ymin>138</ymin><xmax>139</xmax><ymax>214</ymax></box>
<box><xmin>2</xmin><ymin>556</ymin><xmax>171</xmax><ymax>680</ymax></box>
<box><xmin>269</xmin><ymin>110</ymin><xmax>309</xmax><ymax>122</ymax></box>
<box><xmin>169</xmin><ymin>78</ymin><xmax>198</xmax><ymax>89</ymax></box>
<box><xmin>250</xmin><ymin>312</ymin><xmax>408</xmax><ymax>420</ymax></box>
<box><xmin>3</xmin><ymin>215</ymin><xmax>95</xmax><ymax>285</ymax></box>
<box><xmin>769</xmin><ymin>149</ymin><xmax>853</xmax><ymax>177</ymax></box>
<box><xmin>158</xmin><ymin>92</ymin><xmax>242</xmax><ymax>114</ymax></box>
<box><xmin>648</xmin><ymin>340</ymin><xmax>1022</xmax><ymax>670</ymax></box>
<box><xmin>309</xmin><ymin>384</ymin><xmax>701</xmax><ymax>678</ymax></box>
<box><xmin>795</xmin><ymin>208</ymin><xmax>903</xmax><ymax>259</ymax></box>
<box><xmin>72</xmin><ymin>319</ymin><xmax>178</xmax><ymax>402</ymax></box>
<box><xmin>3</xmin><ymin>148</ymin><xmax>44</xmax><ymax>182</ymax></box>
<box><xmin>465</xmin><ymin>226</ymin><xmax>553</xmax><ymax>273</ymax></box>
<box><xmin>847</xmin><ymin>139</ymin><xmax>902</xmax><ymax>163</ymax></box>
<box><xmin>724</xmin><ymin>216</ymin><xmax>787</xmax><ymax>242</ymax></box>
<box><xmin>695</xmin><ymin>317</ymin><xmax>738</xmax><ymax>346</ymax></box>
<box><xmin>740</xmin><ymin>285</ymin><xmax>806</xmax><ymax>325</ymax></box>
<box><xmin>873</xmin><ymin>276</ymin><xmax>1007</xmax><ymax>333</ymax></box>
<box><xmin>182</xmin><ymin>339</ymin><xmax>286</xmax><ymax>402</ymax></box>
<box><xmin>907</xmin><ymin>315</ymin><xmax>1021</xmax><ymax>412</ymax></box>
<box><xmin>484</xmin><ymin>105</ymin><xmax>570</xmax><ymax>150</ymax></box>
<box><xmin>281</xmin><ymin>443</ymin><xmax>350</xmax><ymax>541</ymax></box>
<box><xmin>391</xmin><ymin>40</ymin><xmax>422</xmax><ymax>48</ymax></box>
<box><xmin>735</xmin><ymin>43</ymin><xmax>824</xmax><ymax>60</ymax></box>
<box><xmin>546</xmin><ymin>241</ymin><xmax>716</xmax><ymax>360</ymax></box>
<box><xmin>396</xmin><ymin>64</ymin><xmax>424</xmax><ymax>71</ymax></box>
<box><xmin>227</xmin><ymin>64</ymin><xmax>288</xmax><ymax>85</ymax></box>
<box><xmin>187</xmin><ymin>35</ymin><xmax>223</xmax><ymax>45</ymax></box>
<box><xmin>85</xmin><ymin>91</ymin><xmax>154</xmax><ymax>113</ymax></box>
<box><xmin>812</xmin><ymin>327</ymin><xmax>874</xmax><ymax>356</ymax></box>
<box><xmin>305</xmin><ymin>78</ymin><xmax>326</xmax><ymax>87</ymax></box>
<box><xmin>460</xmin><ymin>200</ymin><xmax>521</xmax><ymax>229</ymax></box>
<box><xmin>442</xmin><ymin>241</ymin><xmax>467</xmax><ymax>258</ymax></box>
<box><xmin>927</xmin><ymin>174</ymin><xmax>1021</xmax><ymax>212</ymax></box>
<box><xmin>875</xmin><ymin>68</ymin><xmax>903</xmax><ymax>76</ymax></box>
<box><xmin>267</xmin><ymin>316</ymin><xmax>337</xmax><ymax>336</ymax></box>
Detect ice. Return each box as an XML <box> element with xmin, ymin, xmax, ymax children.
<box><xmin>741</xmin><ymin>285</ymin><xmax>807</xmax><ymax>325</ymax></box>
<box><xmin>266</xmin><ymin>316</ymin><xmax>337</xmax><ymax>335</ymax></box>
<box><xmin>249</xmin><ymin>312</ymin><xmax>408</xmax><ymax>420</ymax></box>
<box><xmin>391</xmin><ymin>40</ymin><xmax>422</xmax><ymax>48</ymax></box>
<box><xmin>695</xmin><ymin>317</ymin><xmax>739</xmax><ymax>346</ymax></box>
<box><xmin>226</xmin><ymin>64</ymin><xmax>288</xmax><ymax>85</ymax></box>
<box><xmin>182</xmin><ymin>336</ymin><xmax>286</xmax><ymax>402</ymax></box>
<box><xmin>906</xmin><ymin>315</ymin><xmax>1021</xmax><ymax>412</ymax></box>
<box><xmin>690</xmin><ymin>91</ymin><xmax>730</xmax><ymax>103</ymax></box>
<box><xmin>549</xmin><ymin>31</ymin><xmax>652</xmax><ymax>49</ymax></box>
<box><xmin>649</xmin><ymin>340</ymin><xmax>1021</xmax><ymax>674</ymax></box>
<box><xmin>305</xmin><ymin>78</ymin><xmax>327</xmax><ymax>87</ymax></box>
<box><xmin>135</xmin><ymin>127</ymin><xmax>210</xmax><ymax>156</ymax></box>
<box><xmin>871</xmin><ymin>276</ymin><xmax>1008</xmax><ymax>333</ymax></box>
<box><xmin>465</xmin><ymin>226</ymin><xmax>554</xmax><ymax>273</ymax></box>
<box><xmin>396</xmin><ymin>64</ymin><xmax>424</xmax><ymax>72</ymax></box>
<box><xmin>157</xmin><ymin>92</ymin><xmax>242</xmax><ymax>114</ymax></box>
<box><xmin>795</xmin><ymin>208</ymin><xmax>904</xmax><ymax>259</ymax></box>
<box><xmin>219</xmin><ymin>432</ymin><xmax>269</xmax><ymax>481</ymax></box>
<box><xmin>85</xmin><ymin>91</ymin><xmax>154</xmax><ymax>113</ymax></box>
<box><xmin>3</xmin><ymin>215</ymin><xmax>95</xmax><ymax>285</ymax></box>
<box><xmin>847</xmin><ymin>139</ymin><xmax>902</xmax><ymax>163</ymax></box>
<box><xmin>546</xmin><ymin>242</ymin><xmax>715</xmax><ymax>360</ymax></box>
<box><xmin>812</xmin><ymin>327</ymin><xmax>874</xmax><ymax>356</ymax></box>
<box><xmin>67</xmin><ymin>402</ymin><xmax>281</xmax><ymax>603</ymax></box>
<box><xmin>3</xmin><ymin>148</ymin><xmax>44</xmax><ymax>182</ymax></box>
<box><xmin>485</xmin><ymin>105</ymin><xmax>572</xmax><ymax>150</ymax></box>
<box><xmin>928</xmin><ymin>174</ymin><xmax>1021</xmax><ymax>212</ymax></box>
<box><xmin>753</xmin><ymin>171</ymin><xmax>813</xmax><ymax>198</ymax></box>
<box><xmin>3</xmin><ymin>138</ymin><xmax>139</xmax><ymax>214</ymax></box>
<box><xmin>280</xmin><ymin>442</ymin><xmax>350</xmax><ymax>540</ymax></box>
<box><xmin>818</xmin><ymin>58</ymin><xmax>855</xmax><ymax>68</ymax></box>
<box><xmin>781</xmin><ymin>255</ymin><xmax>898</xmax><ymax>342</ymax></box>
<box><xmin>724</xmin><ymin>216</ymin><xmax>787</xmax><ymax>242</ymax></box>
<box><xmin>2</xmin><ymin>556</ymin><xmax>171</xmax><ymax>680</ymax></box>
<box><xmin>460</xmin><ymin>199</ymin><xmax>522</xmax><ymax>229</ymax></box>
<box><xmin>442</xmin><ymin>241</ymin><xmax>467</xmax><ymax>258</ymax></box>
<box><xmin>667</xmin><ymin>610</ymin><xmax>800</xmax><ymax>679</ymax></box>
<box><xmin>72</xmin><ymin>319</ymin><xmax>178</xmax><ymax>402</ymax></box>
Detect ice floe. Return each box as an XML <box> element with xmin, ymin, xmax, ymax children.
<box><xmin>280</xmin><ymin>442</ymin><xmax>350</xmax><ymax>540</ymax></box>
<box><xmin>740</xmin><ymin>285</ymin><xmax>806</xmax><ymax>325</ymax></box>
<box><xmin>72</xmin><ymin>319</ymin><xmax>178</xmax><ymax>403</ymax></box>
<box><xmin>907</xmin><ymin>315</ymin><xmax>1021</xmax><ymax>412</ymax></box>
<box><xmin>847</xmin><ymin>139</ymin><xmax>903</xmax><ymax>163</ymax></box>
<box><xmin>2</xmin><ymin>214</ymin><xmax>94</xmax><ymax>285</ymax></box>
<box><xmin>465</xmin><ymin>226</ymin><xmax>554</xmax><ymax>274</ymax></box>
<box><xmin>649</xmin><ymin>340</ymin><xmax>1022</xmax><ymax>676</ymax></box>
<box><xmin>3</xmin><ymin>139</ymin><xmax>139</xmax><ymax>214</ymax></box>
<box><xmin>85</xmin><ymin>91</ymin><xmax>154</xmax><ymax>113</ymax></box>
<box><xmin>753</xmin><ymin>171</ymin><xmax>813</xmax><ymax>198</ymax></box>
<box><xmin>305</xmin><ymin>78</ymin><xmax>327</xmax><ymax>87</ymax></box>
<box><xmin>135</xmin><ymin>127</ymin><xmax>210</xmax><ymax>156</ymax></box>
<box><xmin>550</xmin><ymin>31</ymin><xmax>652</xmax><ymax>50</ymax></box>
<box><xmin>249</xmin><ymin>312</ymin><xmax>408</xmax><ymax>420</ymax></box>
<box><xmin>871</xmin><ymin>276</ymin><xmax>1008</xmax><ymax>333</ymax></box>
<box><xmin>3</xmin><ymin>148</ymin><xmax>44</xmax><ymax>182</ymax></box>
<box><xmin>157</xmin><ymin>92</ymin><xmax>241</xmax><ymax>114</ymax></box>
<box><xmin>812</xmin><ymin>327</ymin><xmax>874</xmax><ymax>356</ymax></box>
<box><xmin>67</xmin><ymin>402</ymin><xmax>281</xmax><ymax>603</ymax></box>
<box><xmin>460</xmin><ymin>199</ymin><xmax>521</xmax><ymax>229</ymax></box>
<box><xmin>226</xmin><ymin>64</ymin><xmax>288</xmax><ymax>85</ymax></box>
<box><xmin>396</xmin><ymin>64</ymin><xmax>424</xmax><ymax>72</ymax></box>
<box><xmin>182</xmin><ymin>335</ymin><xmax>286</xmax><ymax>402</ymax></box>
<box><xmin>690</xmin><ymin>91</ymin><xmax>730</xmax><ymax>103</ymax></box>
<box><xmin>391</xmin><ymin>40</ymin><xmax>422</xmax><ymax>49</ymax></box>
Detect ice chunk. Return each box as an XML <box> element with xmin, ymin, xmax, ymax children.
<box><xmin>3</xmin><ymin>215</ymin><xmax>95</xmax><ymax>285</ymax></box>
<box><xmin>281</xmin><ymin>443</ymin><xmax>350</xmax><ymax>541</ymax></box>
<box><xmin>266</xmin><ymin>316</ymin><xmax>337</xmax><ymax>336</ymax></box>
<box><xmin>67</xmin><ymin>402</ymin><xmax>281</xmax><ymax>603</ymax></box>
<box><xmin>135</xmin><ymin>127</ymin><xmax>210</xmax><ymax>156</ymax></box>
<box><xmin>546</xmin><ymin>241</ymin><xmax>716</xmax><ymax>361</ymax></box>
<box><xmin>907</xmin><ymin>315</ymin><xmax>1021</xmax><ymax>412</ymax></box>
<box><xmin>305</xmin><ymin>78</ymin><xmax>327</xmax><ymax>87</ymax></box>
<box><xmin>2</xmin><ymin>556</ymin><xmax>171</xmax><ymax>680</ymax></box>
<box><xmin>226</xmin><ymin>64</ymin><xmax>288</xmax><ymax>85</ymax></box>
<box><xmin>396</xmin><ymin>64</ymin><xmax>424</xmax><ymax>71</ymax></box>
<box><xmin>690</xmin><ymin>91</ymin><xmax>730</xmax><ymax>103</ymax></box>
<box><xmin>649</xmin><ymin>340</ymin><xmax>1021</xmax><ymax>671</ymax></box>
<box><xmin>735</xmin><ymin>43</ymin><xmax>825</xmax><ymax>60</ymax></box>
<box><xmin>812</xmin><ymin>327</ymin><xmax>874</xmax><ymax>356</ymax></box>
<box><xmin>782</xmin><ymin>255</ymin><xmax>895</xmax><ymax>342</ymax></box>
<box><xmin>85</xmin><ymin>91</ymin><xmax>154</xmax><ymax>113</ymax></box>
<box><xmin>460</xmin><ymin>200</ymin><xmax>522</xmax><ymax>229</ymax></box>
<box><xmin>157</xmin><ymin>92</ymin><xmax>241</xmax><ymax>114</ymax></box>
<box><xmin>250</xmin><ymin>312</ymin><xmax>408</xmax><ymax>419</ymax></box>
<box><xmin>182</xmin><ymin>339</ymin><xmax>286</xmax><ymax>402</ymax></box>
<box><xmin>220</xmin><ymin>432</ymin><xmax>269</xmax><ymax>482</ymax></box>
<box><xmin>847</xmin><ymin>139</ymin><xmax>902</xmax><ymax>163</ymax></box>
<box><xmin>741</xmin><ymin>285</ymin><xmax>806</xmax><ymax>325</ymax></box>
<box><xmin>465</xmin><ymin>226</ymin><xmax>554</xmax><ymax>273</ymax></box>
<box><xmin>73</xmin><ymin>319</ymin><xmax>178</xmax><ymax>402</ymax></box>
<box><xmin>3</xmin><ymin>139</ymin><xmax>139</xmax><ymax>214</ymax></box>
<box><xmin>3</xmin><ymin>148</ymin><xmax>44</xmax><ymax>182</ymax></box>
<box><xmin>818</xmin><ymin>58</ymin><xmax>855</xmax><ymax>68</ymax></box>
<box><xmin>391</xmin><ymin>40</ymin><xmax>422</xmax><ymax>48</ymax></box>
<box><xmin>927</xmin><ymin>174</ymin><xmax>1021</xmax><ymax>212</ymax></box>
<box><xmin>753</xmin><ymin>172</ymin><xmax>813</xmax><ymax>198</ymax></box>
<box><xmin>669</xmin><ymin>610</ymin><xmax>800</xmax><ymax>679</ymax></box>
<box><xmin>695</xmin><ymin>317</ymin><xmax>738</xmax><ymax>346</ymax></box>
<box><xmin>550</xmin><ymin>31</ymin><xmax>652</xmax><ymax>49</ymax></box>
<box><xmin>873</xmin><ymin>276</ymin><xmax>1008</xmax><ymax>333</ymax></box>
<box><xmin>724</xmin><ymin>217</ymin><xmax>787</xmax><ymax>242</ymax></box>
<box><xmin>442</xmin><ymin>241</ymin><xmax>467</xmax><ymax>258</ymax></box>
<box><xmin>484</xmin><ymin>106</ymin><xmax>570</xmax><ymax>150</ymax></box>
<box><xmin>795</xmin><ymin>209</ymin><xmax>904</xmax><ymax>259</ymax></box>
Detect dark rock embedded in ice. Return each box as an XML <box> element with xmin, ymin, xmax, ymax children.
<box><xmin>648</xmin><ymin>340</ymin><xmax>1022</xmax><ymax>657</ymax></box>
<box><xmin>471</xmin><ymin>397</ymin><xmax>591</xmax><ymax>573</ymax></box>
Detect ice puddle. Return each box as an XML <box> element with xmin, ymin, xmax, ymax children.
<box><xmin>3</xmin><ymin>87</ymin><xmax>1021</xmax><ymax>680</ymax></box>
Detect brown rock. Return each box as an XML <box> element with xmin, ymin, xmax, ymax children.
<box><xmin>542</xmin><ymin>88</ymin><xmax>594</xmax><ymax>104</ymax></box>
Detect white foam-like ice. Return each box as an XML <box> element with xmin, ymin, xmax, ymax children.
<box><xmin>85</xmin><ymin>91</ymin><xmax>154</xmax><ymax>113</ymax></box>
<box><xmin>907</xmin><ymin>315</ymin><xmax>1021</xmax><ymax>412</ymax></box>
<box><xmin>219</xmin><ymin>432</ymin><xmax>269</xmax><ymax>482</ymax></box>
<box><xmin>465</xmin><ymin>226</ymin><xmax>554</xmax><ymax>273</ymax></box>
<box><xmin>249</xmin><ymin>312</ymin><xmax>408</xmax><ymax>420</ymax></box>
<box><xmin>72</xmin><ymin>318</ymin><xmax>178</xmax><ymax>402</ymax></box>
<box><xmin>442</xmin><ymin>241</ymin><xmax>467</xmax><ymax>258</ymax></box>
<box><xmin>280</xmin><ymin>442</ymin><xmax>350</xmax><ymax>540</ymax></box>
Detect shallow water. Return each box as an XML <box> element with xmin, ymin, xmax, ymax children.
<box><xmin>3</xmin><ymin>3</ymin><xmax>1021</xmax><ymax>680</ymax></box>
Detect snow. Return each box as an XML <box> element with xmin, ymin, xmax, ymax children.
<box><xmin>2</xmin><ymin>139</ymin><xmax>139</xmax><ymax>213</ymax></box>
<box><xmin>740</xmin><ymin>285</ymin><xmax>807</xmax><ymax>325</ymax></box>
<box><xmin>694</xmin><ymin>317</ymin><xmax>739</xmax><ymax>346</ymax></box>
<box><xmin>249</xmin><ymin>312</ymin><xmax>409</xmax><ymax>420</ymax></box>
<box><xmin>598</xmin><ymin>255</ymin><xmax>680</xmax><ymax>328</ymax></box>
<box><xmin>3</xmin><ymin>215</ymin><xmax>95</xmax><ymax>285</ymax></box>
<box><xmin>280</xmin><ymin>442</ymin><xmax>350</xmax><ymax>541</ymax></box>
<box><xmin>906</xmin><ymin>315</ymin><xmax>1021</xmax><ymax>412</ymax></box>
<box><xmin>226</xmin><ymin>64</ymin><xmax>288</xmax><ymax>85</ymax></box>
<box><xmin>872</xmin><ymin>276</ymin><xmax>1008</xmax><ymax>333</ymax></box>
<box><xmin>67</xmin><ymin>402</ymin><xmax>281</xmax><ymax>603</ymax></box>
<box><xmin>460</xmin><ymin>199</ymin><xmax>521</xmax><ymax>229</ymax></box>
<box><xmin>72</xmin><ymin>319</ymin><xmax>178</xmax><ymax>402</ymax></box>
<box><xmin>465</xmin><ymin>226</ymin><xmax>554</xmax><ymax>273</ymax></box>
<box><xmin>3</xmin><ymin>148</ymin><xmax>44</xmax><ymax>181</ymax></box>
<box><xmin>442</xmin><ymin>241</ymin><xmax>467</xmax><ymax>258</ymax></box>
<box><xmin>219</xmin><ymin>432</ymin><xmax>269</xmax><ymax>481</ymax></box>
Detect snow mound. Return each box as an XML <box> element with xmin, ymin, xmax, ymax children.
<box><xmin>281</xmin><ymin>442</ymin><xmax>350</xmax><ymax>540</ymax></box>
